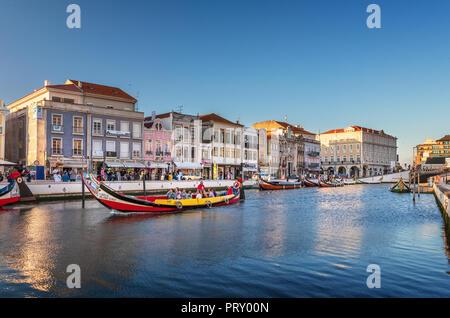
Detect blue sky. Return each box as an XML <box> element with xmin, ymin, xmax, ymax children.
<box><xmin>1</xmin><ymin>0</ymin><xmax>449</xmax><ymax>164</ymax></box>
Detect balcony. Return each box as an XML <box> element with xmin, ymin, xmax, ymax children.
<box><xmin>145</xmin><ymin>151</ymin><xmax>153</xmax><ymax>155</ymax></box>
<box><xmin>92</xmin><ymin>129</ymin><xmax>103</xmax><ymax>136</ymax></box>
<box><xmin>106</xmin><ymin>151</ymin><xmax>117</xmax><ymax>157</ymax></box>
<box><xmin>308</xmin><ymin>151</ymin><xmax>320</xmax><ymax>157</ymax></box>
<box><xmin>308</xmin><ymin>163</ymin><xmax>320</xmax><ymax>168</ymax></box>
<box><xmin>52</xmin><ymin>148</ymin><xmax>63</xmax><ymax>156</ymax></box>
<box><xmin>164</xmin><ymin>152</ymin><xmax>171</xmax><ymax>156</ymax></box>
<box><xmin>51</xmin><ymin>125</ymin><xmax>64</xmax><ymax>133</ymax></box>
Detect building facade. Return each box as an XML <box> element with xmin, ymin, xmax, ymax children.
<box><xmin>143</xmin><ymin>112</ymin><xmax>173</xmax><ymax>179</ymax></box>
<box><xmin>242</xmin><ymin>127</ymin><xmax>259</xmax><ymax>178</ymax></box>
<box><xmin>153</xmin><ymin>111</ymin><xmax>203</xmax><ymax>175</ymax></box>
<box><xmin>5</xmin><ymin>79</ymin><xmax>144</xmax><ymax>176</ymax></box>
<box><xmin>200</xmin><ymin>113</ymin><xmax>243</xmax><ymax>180</ymax></box>
<box><xmin>416</xmin><ymin>135</ymin><xmax>450</xmax><ymax>166</ymax></box>
<box><xmin>253</xmin><ymin>120</ymin><xmax>319</xmax><ymax>178</ymax></box>
<box><xmin>319</xmin><ymin>126</ymin><xmax>397</xmax><ymax>177</ymax></box>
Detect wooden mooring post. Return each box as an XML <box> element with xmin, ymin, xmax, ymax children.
<box><xmin>81</xmin><ymin>169</ymin><xmax>85</xmax><ymax>208</ymax></box>
<box><xmin>412</xmin><ymin>168</ymin><xmax>416</xmax><ymax>202</ymax></box>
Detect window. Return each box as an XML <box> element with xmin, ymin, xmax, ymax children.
<box><xmin>106</xmin><ymin>140</ymin><xmax>116</xmax><ymax>157</ymax></box>
<box><xmin>336</xmin><ymin>145</ymin><xmax>340</xmax><ymax>152</ymax></box>
<box><xmin>175</xmin><ymin>126</ymin><xmax>183</xmax><ymax>142</ymax></box>
<box><xmin>235</xmin><ymin>132</ymin><xmax>241</xmax><ymax>145</ymax></box>
<box><xmin>73</xmin><ymin>116</ymin><xmax>83</xmax><ymax>134</ymax></box>
<box><xmin>213</xmin><ymin>147</ymin><xmax>218</xmax><ymax>157</ymax></box>
<box><xmin>106</xmin><ymin>120</ymin><xmax>116</xmax><ymax>131</ymax></box>
<box><xmin>132</xmin><ymin>142</ymin><xmax>141</xmax><ymax>158</ymax></box>
<box><xmin>225</xmin><ymin>132</ymin><xmax>231</xmax><ymax>144</ymax></box>
<box><xmin>120</xmin><ymin>121</ymin><xmax>129</xmax><ymax>133</ymax></box>
<box><xmin>343</xmin><ymin>145</ymin><xmax>347</xmax><ymax>151</ymax></box>
<box><xmin>191</xmin><ymin>127</ymin><xmax>195</xmax><ymax>143</ymax></box>
<box><xmin>133</xmin><ymin>122</ymin><xmax>141</xmax><ymax>138</ymax></box>
<box><xmin>165</xmin><ymin>142</ymin><xmax>170</xmax><ymax>154</ymax></box>
<box><xmin>93</xmin><ymin>119</ymin><xmax>102</xmax><ymax>135</ymax></box>
<box><xmin>330</xmin><ymin>156</ymin><xmax>334</xmax><ymax>162</ymax></box>
<box><xmin>184</xmin><ymin>127</ymin><xmax>189</xmax><ymax>141</ymax></box>
<box><xmin>92</xmin><ymin>140</ymin><xmax>103</xmax><ymax>157</ymax></box>
<box><xmin>63</xmin><ymin>98</ymin><xmax>74</xmax><ymax>104</ymax></box>
<box><xmin>176</xmin><ymin>146</ymin><xmax>182</xmax><ymax>158</ymax></box>
<box><xmin>357</xmin><ymin>144</ymin><xmax>360</xmax><ymax>151</ymax></box>
<box><xmin>52</xmin><ymin>114</ymin><xmax>63</xmax><ymax>132</ymax></box>
<box><xmin>145</xmin><ymin>139</ymin><xmax>152</xmax><ymax>154</ymax></box>
<box><xmin>52</xmin><ymin>138</ymin><xmax>62</xmax><ymax>155</ymax></box>
<box><xmin>350</xmin><ymin>144</ymin><xmax>353</xmax><ymax>151</ymax></box>
<box><xmin>156</xmin><ymin>141</ymin><xmax>162</xmax><ymax>156</ymax></box>
<box><xmin>120</xmin><ymin>142</ymin><xmax>129</xmax><ymax>158</ymax></box>
<box><xmin>73</xmin><ymin>139</ymin><xmax>83</xmax><ymax>156</ymax></box>
<box><xmin>235</xmin><ymin>149</ymin><xmax>240</xmax><ymax>159</ymax></box>
<box><xmin>52</xmin><ymin>96</ymin><xmax>62</xmax><ymax>102</ymax></box>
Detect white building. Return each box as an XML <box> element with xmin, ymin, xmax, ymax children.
<box><xmin>242</xmin><ymin>127</ymin><xmax>259</xmax><ymax>178</ymax></box>
<box><xmin>319</xmin><ymin>125</ymin><xmax>397</xmax><ymax>177</ymax></box>
<box><xmin>200</xmin><ymin>113</ymin><xmax>243</xmax><ymax>180</ymax></box>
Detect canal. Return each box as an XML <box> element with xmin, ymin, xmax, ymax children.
<box><xmin>0</xmin><ymin>184</ymin><xmax>449</xmax><ymax>297</ymax></box>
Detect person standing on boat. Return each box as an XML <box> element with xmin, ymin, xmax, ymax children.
<box><xmin>197</xmin><ymin>181</ymin><xmax>206</xmax><ymax>192</ymax></box>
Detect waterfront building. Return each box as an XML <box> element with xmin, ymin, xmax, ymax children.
<box><xmin>0</xmin><ymin>100</ymin><xmax>7</xmax><ymax>162</ymax></box>
<box><xmin>242</xmin><ymin>127</ymin><xmax>259</xmax><ymax>179</ymax></box>
<box><xmin>257</xmin><ymin>129</ymin><xmax>269</xmax><ymax>176</ymax></box>
<box><xmin>416</xmin><ymin>135</ymin><xmax>450</xmax><ymax>165</ymax></box>
<box><xmin>252</xmin><ymin>120</ymin><xmax>318</xmax><ymax>177</ymax></box>
<box><xmin>267</xmin><ymin>131</ymin><xmax>280</xmax><ymax>177</ymax></box>
<box><xmin>200</xmin><ymin>113</ymin><xmax>243</xmax><ymax>180</ymax></box>
<box><xmin>143</xmin><ymin>111</ymin><xmax>173</xmax><ymax>180</ymax></box>
<box><xmin>318</xmin><ymin>126</ymin><xmax>397</xmax><ymax>177</ymax></box>
<box><xmin>155</xmin><ymin>111</ymin><xmax>203</xmax><ymax>176</ymax></box>
<box><xmin>5</xmin><ymin>79</ymin><xmax>144</xmax><ymax>176</ymax></box>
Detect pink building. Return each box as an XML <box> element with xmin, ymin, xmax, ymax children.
<box><xmin>143</xmin><ymin>115</ymin><xmax>172</xmax><ymax>178</ymax></box>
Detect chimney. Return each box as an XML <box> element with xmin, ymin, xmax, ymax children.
<box><xmin>236</xmin><ymin>120</ymin><xmax>240</xmax><ymax>124</ymax></box>
<box><xmin>44</xmin><ymin>80</ymin><xmax>50</xmax><ymax>86</ymax></box>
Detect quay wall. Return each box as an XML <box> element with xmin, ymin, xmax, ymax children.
<box><xmin>433</xmin><ymin>182</ymin><xmax>450</xmax><ymax>218</ymax></box>
<box><xmin>3</xmin><ymin>179</ymin><xmax>258</xmax><ymax>201</ymax></box>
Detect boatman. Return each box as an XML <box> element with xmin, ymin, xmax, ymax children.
<box><xmin>197</xmin><ymin>181</ymin><xmax>206</xmax><ymax>192</ymax></box>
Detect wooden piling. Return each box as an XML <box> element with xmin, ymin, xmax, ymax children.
<box><xmin>81</xmin><ymin>169</ymin><xmax>85</xmax><ymax>208</ymax></box>
<box><xmin>412</xmin><ymin>168</ymin><xmax>416</xmax><ymax>202</ymax></box>
<box><xmin>418</xmin><ymin>169</ymin><xmax>420</xmax><ymax>198</ymax></box>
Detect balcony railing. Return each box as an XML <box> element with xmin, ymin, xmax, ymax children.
<box><xmin>106</xmin><ymin>151</ymin><xmax>117</xmax><ymax>157</ymax></box>
<box><xmin>52</xmin><ymin>148</ymin><xmax>63</xmax><ymax>155</ymax></box>
<box><xmin>308</xmin><ymin>151</ymin><xmax>320</xmax><ymax>157</ymax></box>
<box><xmin>321</xmin><ymin>160</ymin><xmax>361</xmax><ymax>165</ymax></box>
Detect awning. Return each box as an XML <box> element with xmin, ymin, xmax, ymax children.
<box><xmin>123</xmin><ymin>162</ymin><xmax>146</xmax><ymax>168</ymax></box>
<box><xmin>149</xmin><ymin>162</ymin><xmax>168</xmax><ymax>169</ymax></box>
<box><xmin>0</xmin><ymin>160</ymin><xmax>17</xmax><ymax>166</ymax></box>
<box><xmin>174</xmin><ymin>162</ymin><xmax>202</xmax><ymax>170</ymax></box>
<box><xmin>105</xmin><ymin>161</ymin><xmax>125</xmax><ymax>168</ymax></box>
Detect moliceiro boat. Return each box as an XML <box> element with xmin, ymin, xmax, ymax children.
<box><xmin>82</xmin><ymin>173</ymin><xmax>242</xmax><ymax>213</ymax></box>
<box><xmin>390</xmin><ymin>177</ymin><xmax>411</xmax><ymax>193</ymax></box>
<box><xmin>259</xmin><ymin>179</ymin><xmax>302</xmax><ymax>190</ymax></box>
<box><xmin>0</xmin><ymin>174</ymin><xmax>35</xmax><ymax>207</ymax></box>
<box><xmin>304</xmin><ymin>178</ymin><xmax>319</xmax><ymax>187</ymax></box>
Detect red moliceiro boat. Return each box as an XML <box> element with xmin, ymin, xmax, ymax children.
<box><xmin>259</xmin><ymin>179</ymin><xmax>302</xmax><ymax>190</ymax></box>
<box><xmin>0</xmin><ymin>173</ymin><xmax>34</xmax><ymax>207</ymax></box>
<box><xmin>304</xmin><ymin>179</ymin><xmax>319</xmax><ymax>187</ymax></box>
<box><xmin>82</xmin><ymin>173</ymin><xmax>242</xmax><ymax>213</ymax></box>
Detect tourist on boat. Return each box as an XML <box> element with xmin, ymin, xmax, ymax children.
<box><xmin>196</xmin><ymin>190</ymin><xmax>203</xmax><ymax>199</ymax></box>
<box><xmin>208</xmin><ymin>189</ymin><xmax>215</xmax><ymax>197</ymax></box>
<box><xmin>226</xmin><ymin>186</ymin><xmax>233</xmax><ymax>195</ymax></box>
<box><xmin>166</xmin><ymin>189</ymin><xmax>175</xmax><ymax>199</ymax></box>
<box><xmin>187</xmin><ymin>191</ymin><xmax>193</xmax><ymax>199</ymax></box>
<box><xmin>181</xmin><ymin>189</ymin><xmax>188</xmax><ymax>199</ymax></box>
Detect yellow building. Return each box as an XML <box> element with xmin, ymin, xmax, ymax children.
<box><xmin>416</xmin><ymin>135</ymin><xmax>450</xmax><ymax>165</ymax></box>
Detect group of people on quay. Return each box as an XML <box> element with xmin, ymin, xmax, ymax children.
<box><xmin>166</xmin><ymin>180</ymin><xmax>240</xmax><ymax>200</ymax></box>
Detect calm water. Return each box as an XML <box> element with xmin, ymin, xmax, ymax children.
<box><xmin>0</xmin><ymin>184</ymin><xmax>449</xmax><ymax>297</ymax></box>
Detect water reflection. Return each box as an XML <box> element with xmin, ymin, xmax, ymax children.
<box><xmin>0</xmin><ymin>185</ymin><xmax>449</xmax><ymax>297</ymax></box>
